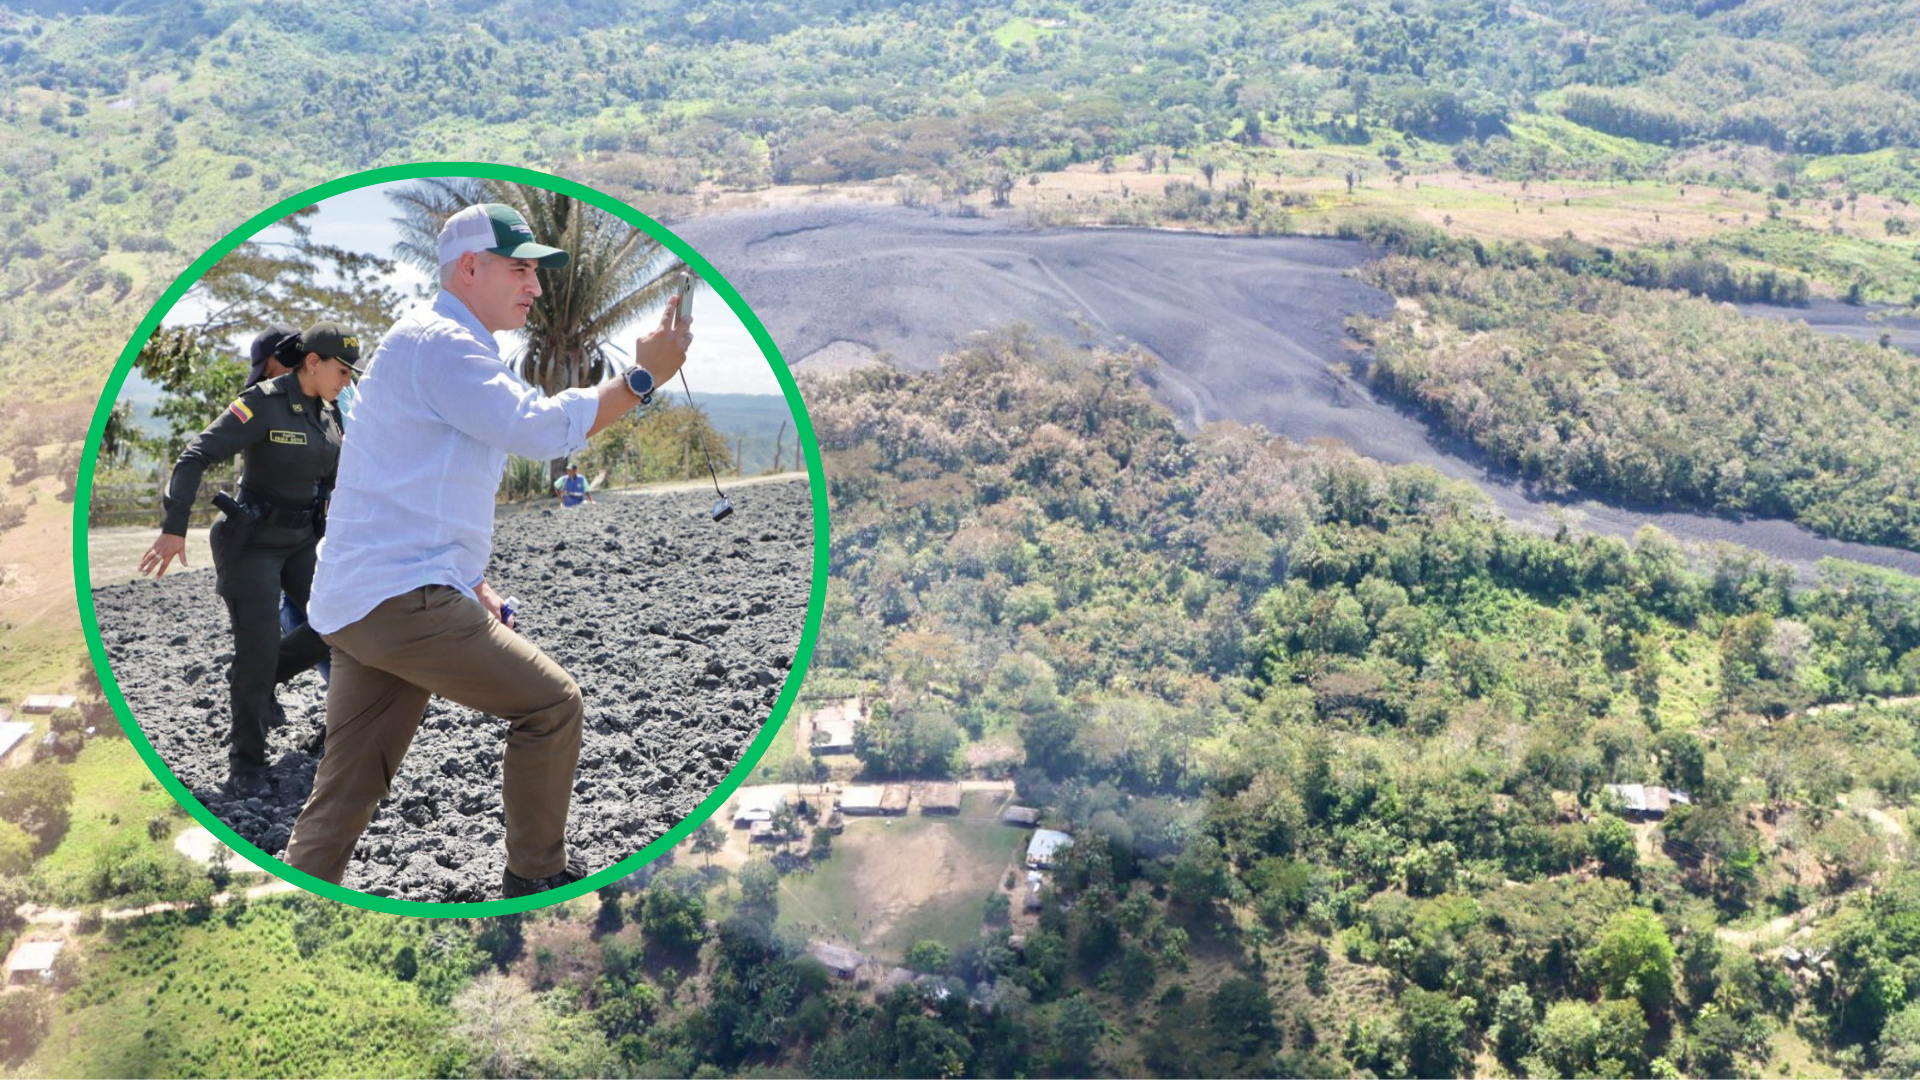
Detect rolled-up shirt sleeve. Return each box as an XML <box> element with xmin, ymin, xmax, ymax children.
<box><xmin>415</xmin><ymin>333</ymin><xmax>599</xmax><ymax>461</ymax></box>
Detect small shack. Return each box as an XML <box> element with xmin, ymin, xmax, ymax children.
<box><xmin>875</xmin><ymin>966</ymin><xmax>916</xmax><ymax>998</ymax></box>
<box><xmin>808</xmin><ymin>941</ymin><xmax>866</xmax><ymax>979</ymax></box>
<box><xmin>1001</xmin><ymin>805</ymin><xmax>1041</xmax><ymax>828</ymax></box>
<box><xmin>1026</xmin><ymin>829</ymin><xmax>1074</xmax><ymax>869</ymax></box>
<box><xmin>807</xmin><ymin>698</ymin><xmax>864</xmax><ymax>756</ymax></box>
<box><xmin>6</xmin><ymin>940</ymin><xmax>63</xmax><ymax>986</ymax></box>
<box><xmin>840</xmin><ymin>785</ymin><xmax>886</xmax><ymax>815</ymax></box>
<box><xmin>918</xmin><ymin>782</ymin><xmax>962</xmax><ymax>815</ymax></box>
<box><xmin>1605</xmin><ymin>783</ymin><xmax>1693</xmax><ymax>821</ymax></box>
<box><xmin>19</xmin><ymin>695</ymin><xmax>76</xmax><ymax>715</ymax></box>
<box><xmin>0</xmin><ymin>721</ymin><xmax>34</xmax><ymax>767</ymax></box>
<box><xmin>841</xmin><ymin>785</ymin><xmax>910</xmax><ymax>816</ymax></box>
<box><xmin>732</xmin><ymin>786</ymin><xmax>789</xmax><ymax>828</ymax></box>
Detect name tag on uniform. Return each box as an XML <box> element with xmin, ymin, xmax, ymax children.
<box><xmin>269</xmin><ymin>430</ymin><xmax>308</xmax><ymax>445</ymax></box>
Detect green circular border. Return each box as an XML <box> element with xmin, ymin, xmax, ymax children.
<box><xmin>71</xmin><ymin>162</ymin><xmax>828</xmax><ymax>917</ymax></box>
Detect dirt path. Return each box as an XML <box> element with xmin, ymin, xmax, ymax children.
<box><xmin>1715</xmin><ymin>911</ymin><xmax>1805</xmax><ymax>948</ymax></box>
<box><xmin>1807</xmin><ymin>695</ymin><xmax>1920</xmax><ymax>718</ymax></box>
<box><xmin>17</xmin><ymin>878</ymin><xmax>299</xmax><ymax>929</ymax></box>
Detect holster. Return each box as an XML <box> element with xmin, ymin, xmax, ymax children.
<box><xmin>237</xmin><ymin>486</ymin><xmax>318</xmax><ymax>530</ymax></box>
<box><xmin>209</xmin><ymin>491</ymin><xmax>260</xmax><ymax>570</ymax></box>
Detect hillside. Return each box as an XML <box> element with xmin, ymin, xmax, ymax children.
<box><xmin>3</xmin><ymin>1</ymin><xmax>1920</xmax><ymax>1077</ymax></box>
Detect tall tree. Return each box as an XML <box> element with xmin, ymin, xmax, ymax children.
<box><xmin>130</xmin><ymin>207</ymin><xmax>403</xmax><ymax>464</ymax></box>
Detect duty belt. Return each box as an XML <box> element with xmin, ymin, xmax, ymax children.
<box><xmin>237</xmin><ymin>487</ymin><xmax>317</xmax><ymax>529</ymax></box>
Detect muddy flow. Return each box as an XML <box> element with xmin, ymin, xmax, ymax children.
<box><xmin>681</xmin><ymin>204</ymin><xmax>1920</xmax><ymax>579</ymax></box>
<box><xmin>92</xmin><ymin>479</ymin><xmax>813</xmax><ymax>903</ymax></box>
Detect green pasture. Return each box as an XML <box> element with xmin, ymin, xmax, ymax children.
<box><xmin>773</xmin><ymin>793</ymin><xmax>1025</xmax><ymax>964</ymax></box>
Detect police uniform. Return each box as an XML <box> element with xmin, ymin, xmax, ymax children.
<box><xmin>161</xmin><ymin>368</ymin><xmax>344</xmax><ymax>780</ymax></box>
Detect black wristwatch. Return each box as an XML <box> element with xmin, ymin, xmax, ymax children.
<box><xmin>624</xmin><ymin>365</ymin><xmax>655</xmax><ymax>404</ymax></box>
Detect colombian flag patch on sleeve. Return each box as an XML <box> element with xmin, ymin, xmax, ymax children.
<box><xmin>227</xmin><ymin>399</ymin><xmax>253</xmax><ymax>423</ymax></box>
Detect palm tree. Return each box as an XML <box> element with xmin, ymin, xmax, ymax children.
<box><xmin>387</xmin><ymin>178</ymin><xmax>686</xmax><ymax>397</ymax></box>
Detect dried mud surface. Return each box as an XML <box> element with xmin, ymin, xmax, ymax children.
<box><xmin>92</xmin><ymin>479</ymin><xmax>814</xmax><ymax>902</ymax></box>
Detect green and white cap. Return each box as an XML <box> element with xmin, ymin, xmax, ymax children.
<box><xmin>437</xmin><ymin>203</ymin><xmax>570</xmax><ymax>269</ymax></box>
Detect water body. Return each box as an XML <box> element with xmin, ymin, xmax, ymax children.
<box><xmin>679</xmin><ymin>204</ymin><xmax>1920</xmax><ymax>580</ymax></box>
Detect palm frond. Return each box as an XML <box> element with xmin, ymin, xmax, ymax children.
<box><xmin>386</xmin><ymin>178</ymin><xmax>689</xmax><ymax>398</ymax></box>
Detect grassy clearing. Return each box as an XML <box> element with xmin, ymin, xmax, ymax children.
<box><xmin>1706</xmin><ymin>219</ymin><xmax>1920</xmax><ymax>303</ymax></box>
<box><xmin>1652</xmin><ymin>627</ymin><xmax>1719</xmax><ymax>733</ymax></box>
<box><xmin>28</xmin><ymin>899</ymin><xmax>448</xmax><ymax>1078</ymax></box>
<box><xmin>1764</xmin><ymin>1019</ymin><xmax>1848</xmax><ymax>1078</ymax></box>
<box><xmin>992</xmin><ymin>17</ymin><xmax>1049</xmax><ymax>48</ymax></box>
<box><xmin>35</xmin><ymin>737</ymin><xmax>185</xmax><ymax>901</ymax></box>
<box><xmin>1802</xmin><ymin>148</ymin><xmax>1920</xmax><ymax>201</ymax></box>
<box><xmin>0</xmin><ymin>469</ymin><xmax>87</xmax><ymax>696</ymax></box>
<box><xmin>774</xmin><ymin>793</ymin><xmax>1024</xmax><ymax>963</ymax></box>
<box><xmin>1506</xmin><ymin>111</ymin><xmax>1668</xmax><ymax>173</ymax></box>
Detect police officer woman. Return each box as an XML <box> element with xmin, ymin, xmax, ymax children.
<box><xmin>138</xmin><ymin>322</ymin><xmax>360</xmax><ymax>797</ymax></box>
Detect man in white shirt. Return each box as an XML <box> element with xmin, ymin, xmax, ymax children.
<box><xmin>285</xmin><ymin>203</ymin><xmax>690</xmax><ymax>897</ymax></box>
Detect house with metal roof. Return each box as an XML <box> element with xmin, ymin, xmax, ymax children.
<box><xmin>732</xmin><ymin>786</ymin><xmax>789</xmax><ymax>828</ymax></box>
<box><xmin>6</xmin><ymin>940</ymin><xmax>63</xmax><ymax>985</ymax></box>
<box><xmin>1026</xmin><ymin>828</ymin><xmax>1074</xmax><ymax>869</ymax></box>
<box><xmin>807</xmin><ymin>698</ymin><xmax>864</xmax><ymax>756</ymax></box>
<box><xmin>1605</xmin><ymin>783</ymin><xmax>1693</xmax><ymax>820</ymax></box>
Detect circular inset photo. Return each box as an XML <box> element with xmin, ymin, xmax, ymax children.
<box><xmin>76</xmin><ymin>164</ymin><xmax>825</xmax><ymax>914</ymax></box>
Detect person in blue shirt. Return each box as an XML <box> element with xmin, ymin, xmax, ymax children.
<box><xmin>284</xmin><ymin>203</ymin><xmax>692</xmax><ymax>898</ymax></box>
<box><xmin>553</xmin><ymin>463</ymin><xmax>593</xmax><ymax>507</ymax></box>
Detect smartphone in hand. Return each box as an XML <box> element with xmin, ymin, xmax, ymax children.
<box><xmin>673</xmin><ymin>272</ymin><xmax>694</xmax><ymax>327</ymax></box>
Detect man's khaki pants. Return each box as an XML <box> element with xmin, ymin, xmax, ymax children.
<box><xmin>284</xmin><ymin>585</ymin><xmax>582</xmax><ymax>885</ymax></box>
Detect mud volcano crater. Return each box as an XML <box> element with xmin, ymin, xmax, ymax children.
<box><xmin>92</xmin><ymin>478</ymin><xmax>813</xmax><ymax>902</ymax></box>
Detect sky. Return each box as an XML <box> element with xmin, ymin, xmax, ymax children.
<box><xmin>127</xmin><ymin>179</ymin><xmax>783</xmax><ymax>399</ymax></box>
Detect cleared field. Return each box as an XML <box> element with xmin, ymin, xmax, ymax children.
<box><xmin>0</xmin><ymin>464</ymin><xmax>88</xmax><ymax>694</ymax></box>
<box><xmin>773</xmin><ymin>792</ymin><xmax>1025</xmax><ymax>963</ymax></box>
<box><xmin>34</xmin><ymin>737</ymin><xmax>187</xmax><ymax>904</ymax></box>
<box><xmin>85</xmin><ymin>525</ymin><xmax>215</xmax><ymax>591</ymax></box>
<box><xmin>27</xmin><ymin>899</ymin><xmax>446</xmax><ymax>1078</ymax></box>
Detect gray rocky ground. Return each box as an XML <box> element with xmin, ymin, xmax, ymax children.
<box><xmin>92</xmin><ymin>478</ymin><xmax>814</xmax><ymax>903</ymax></box>
<box><xmin>681</xmin><ymin>204</ymin><xmax>1920</xmax><ymax>578</ymax></box>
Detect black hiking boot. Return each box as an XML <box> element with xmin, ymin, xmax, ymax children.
<box><xmin>502</xmin><ymin>852</ymin><xmax>589</xmax><ymax>899</ymax></box>
<box><xmin>224</xmin><ymin>767</ymin><xmax>270</xmax><ymax>799</ymax></box>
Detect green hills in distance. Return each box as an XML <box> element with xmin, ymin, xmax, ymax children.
<box><xmin>5</xmin><ymin>1</ymin><xmax>1920</xmax><ymax>1077</ymax></box>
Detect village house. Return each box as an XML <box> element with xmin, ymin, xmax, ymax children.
<box><xmin>1605</xmin><ymin>783</ymin><xmax>1693</xmax><ymax>821</ymax></box>
<box><xmin>6</xmin><ymin>940</ymin><xmax>63</xmax><ymax>986</ymax></box>
<box><xmin>841</xmin><ymin>785</ymin><xmax>911</xmax><ymax>816</ymax></box>
<box><xmin>1001</xmin><ymin>805</ymin><xmax>1041</xmax><ymax>827</ymax></box>
<box><xmin>1026</xmin><ymin>828</ymin><xmax>1074</xmax><ymax>869</ymax></box>
<box><xmin>807</xmin><ymin>698</ymin><xmax>864</xmax><ymax>756</ymax></box>
<box><xmin>732</xmin><ymin>786</ymin><xmax>789</xmax><ymax>828</ymax></box>
<box><xmin>808</xmin><ymin>941</ymin><xmax>866</xmax><ymax>979</ymax></box>
<box><xmin>917</xmin><ymin>782</ymin><xmax>962</xmax><ymax>815</ymax></box>
<box><xmin>0</xmin><ymin>721</ymin><xmax>34</xmax><ymax>767</ymax></box>
<box><xmin>19</xmin><ymin>695</ymin><xmax>77</xmax><ymax>714</ymax></box>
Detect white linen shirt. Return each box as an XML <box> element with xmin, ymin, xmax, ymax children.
<box><xmin>307</xmin><ymin>291</ymin><xmax>598</xmax><ymax>635</ymax></box>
